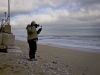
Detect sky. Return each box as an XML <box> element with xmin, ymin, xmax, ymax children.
<box><xmin>0</xmin><ymin>0</ymin><xmax>100</xmax><ymax>36</ymax></box>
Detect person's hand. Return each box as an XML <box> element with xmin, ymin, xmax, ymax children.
<box><xmin>39</xmin><ymin>28</ymin><xmax>42</xmax><ymax>31</ymax></box>
<box><xmin>34</xmin><ymin>38</ymin><xmax>38</xmax><ymax>42</ymax></box>
<box><xmin>34</xmin><ymin>40</ymin><xmax>38</xmax><ymax>42</ymax></box>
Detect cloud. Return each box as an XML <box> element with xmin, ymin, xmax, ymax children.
<box><xmin>0</xmin><ymin>0</ymin><xmax>100</xmax><ymax>29</ymax></box>
<box><xmin>76</xmin><ymin>0</ymin><xmax>100</xmax><ymax>6</ymax></box>
<box><xmin>11</xmin><ymin>8</ymin><xmax>100</xmax><ymax>28</ymax></box>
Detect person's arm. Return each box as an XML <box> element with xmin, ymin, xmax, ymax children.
<box><xmin>37</xmin><ymin>28</ymin><xmax>42</xmax><ymax>35</ymax></box>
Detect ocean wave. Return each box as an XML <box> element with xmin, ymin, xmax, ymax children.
<box><xmin>15</xmin><ymin>35</ymin><xmax>100</xmax><ymax>50</ymax></box>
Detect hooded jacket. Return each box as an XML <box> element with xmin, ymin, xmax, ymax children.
<box><xmin>26</xmin><ymin>24</ymin><xmax>42</xmax><ymax>40</ymax></box>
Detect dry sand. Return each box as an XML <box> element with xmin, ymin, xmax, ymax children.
<box><xmin>0</xmin><ymin>40</ymin><xmax>100</xmax><ymax>75</ymax></box>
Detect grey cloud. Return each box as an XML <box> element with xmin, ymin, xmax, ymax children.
<box><xmin>0</xmin><ymin>0</ymin><xmax>100</xmax><ymax>29</ymax></box>
<box><xmin>77</xmin><ymin>0</ymin><xmax>100</xmax><ymax>5</ymax></box>
<box><xmin>0</xmin><ymin>0</ymin><xmax>38</xmax><ymax>17</ymax></box>
<box><xmin>73</xmin><ymin>0</ymin><xmax>100</xmax><ymax>11</ymax></box>
<box><xmin>0</xmin><ymin>0</ymin><xmax>100</xmax><ymax>17</ymax></box>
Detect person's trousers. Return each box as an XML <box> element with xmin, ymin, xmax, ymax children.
<box><xmin>28</xmin><ymin>39</ymin><xmax>37</xmax><ymax>59</ymax></box>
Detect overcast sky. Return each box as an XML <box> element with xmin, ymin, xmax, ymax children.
<box><xmin>0</xmin><ymin>0</ymin><xmax>100</xmax><ymax>29</ymax></box>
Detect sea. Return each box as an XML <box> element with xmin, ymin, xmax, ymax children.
<box><xmin>12</xmin><ymin>27</ymin><xmax>100</xmax><ymax>54</ymax></box>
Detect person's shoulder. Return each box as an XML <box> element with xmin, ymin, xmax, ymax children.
<box><xmin>26</xmin><ymin>24</ymin><xmax>31</xmax><ymax>29</ymax></box>
<box><xmin>27</xmin><ymin>24</ymin><xmax>31</xmax><ymax>27</ymax></box>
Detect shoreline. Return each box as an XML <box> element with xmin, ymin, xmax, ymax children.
<box><xmin>16</xmin><ymin>39</ymin><xmax>100</xmax><ymax>54</ymax></box>
<box><xmin>0</xmin><ymin>40</ymin><xmax>100</xmax><ymax>75</ymax></box>
<box><xmin>38</xmin><ymin>42</ymin><xmax>100</xmax><ymax>54</ymax></box>
<box><xmin>15</xmin><ymin>35</ymin><xmax>100</xmax><ymax>54</ymax></box>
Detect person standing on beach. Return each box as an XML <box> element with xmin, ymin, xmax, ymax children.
<box><xmin>26</xmin><ymin>21</ymin><xmax>42</xmax><ymax>61</ymax></box>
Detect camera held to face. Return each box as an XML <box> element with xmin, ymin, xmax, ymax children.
<box><xmin>34</xmin><ymin>24</ymin><xmax>42</xmax><ymax>28</ymax></box>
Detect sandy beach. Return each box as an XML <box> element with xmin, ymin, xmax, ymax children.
<box><xmin>0</xmin><ymin>40</ymin><xmax>100</xmax><ymax>75</ymax></box>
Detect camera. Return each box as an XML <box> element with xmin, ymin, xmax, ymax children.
<box><xmin>34</xmin><ymin>24</ymin><xmax>42</xmax><ymax>28</ymax></box>
<box><xmin>34</xmin><ymin>24</ymin><xmax>40</xmax><ymax>28</ymax></box>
